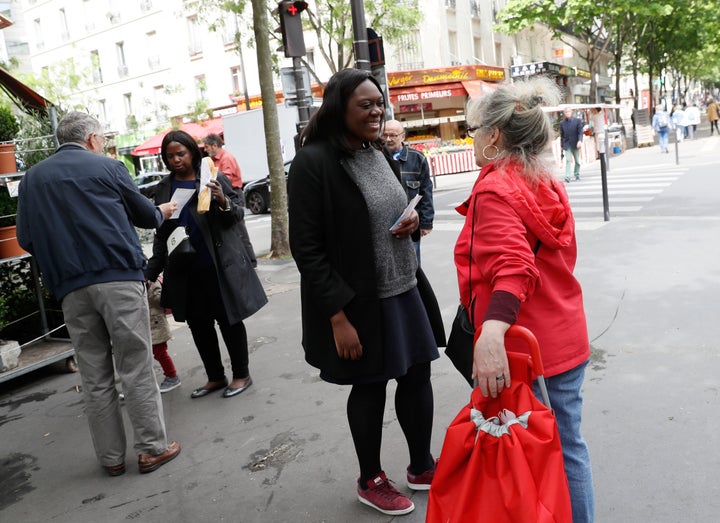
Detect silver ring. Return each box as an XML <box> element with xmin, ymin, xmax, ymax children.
<box><xmin>495</xmin><ymin>375</ymin><xmax>505</xmax><ymax>381</ymax></box>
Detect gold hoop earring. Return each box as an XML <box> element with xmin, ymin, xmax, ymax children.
<box><xmin>482</xmin><ymin>144</ymin><xmax>500</xmax><ymax>161</ymax></box>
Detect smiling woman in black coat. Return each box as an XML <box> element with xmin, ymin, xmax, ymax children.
<box><xmin>288</xmin><ymin>69</ymin><xmax>445</xmax><ymax>517</ymax></box>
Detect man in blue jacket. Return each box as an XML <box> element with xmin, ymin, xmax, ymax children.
<box><xmin>383</xmin><ymin>119</ymin><xmax>434</xmax><ymax>265</ymax></box>
<box><xmin>560</xmin><ymin>109</ymin><xmax>584</xmax><ymax>182</ymax></box>
<box><xmin>17</xmin><ymin>111</ymin><xmax>181</xmax><ymax>477</ymax></box>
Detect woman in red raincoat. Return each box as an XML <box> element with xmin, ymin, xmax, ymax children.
<box><xmin>454</xmin><ymin>78</ymin><xmax>595</xmax><ymax>522</ymax></box>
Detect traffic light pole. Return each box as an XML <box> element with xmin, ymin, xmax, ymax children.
<box><xmin>350</xmin><ymin>0</ymin><xmax>371</xmax><ymax>71</ymax></box>
<box><xmin>293</xmin><ymin>56</ymin><xmax>310</xmax><ymax>131</ymax></box>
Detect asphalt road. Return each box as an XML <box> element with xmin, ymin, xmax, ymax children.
<box><xmin>2</xmin><ymin>129</ymin><xmax>719</xmax><ymax>522</ymax></box>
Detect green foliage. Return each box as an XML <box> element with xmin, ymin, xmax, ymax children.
<box><xmin>15</xmin><ymin>110</ymin><xmax>59</xmax><ymax>170</ymax></box>
<box><xmin>0</xmin><ymin>259</ymin><xmax>61</xmax><ymax>344</ymax></box>
<box><xmin>184</xmin><ymin>0</ymin><xmax>422</xmax><ymax>79</ymax></box>
<box><xmin>19</xmin><ymin>58</ymin><xmax>95</xmax><ymax>110</ymax></box>
<box><xmin>0</xmin><ymin>105</ymin><xmax>20</xmax><ymax>142</ymax></box>
<box><xmin>0</xmin><ymin>185</ymin><xmax>17</xmax><ymax>227</ymax></box>
<box><xmin>0</xmin><ymin>293</ymin><xmax>8</xmax><ymax>333</ymax></box>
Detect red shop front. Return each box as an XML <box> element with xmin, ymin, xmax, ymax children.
<box><xmin>387</xmin><ymin>65</ymin><xmax>505</xmax><ymax>143</ymax></box>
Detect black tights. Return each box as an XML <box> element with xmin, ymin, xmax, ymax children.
<box><xmin>347</xmin><ymin>362</ymin><xmax>435</xmax><ymax>485</ymax></box>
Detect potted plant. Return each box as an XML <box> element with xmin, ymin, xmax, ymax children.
<box><xmin>0</xmin><ymin>104</ymin><xmax>20</xmax><ymax>174</ymax></box>
<box><xmin>0</xmin><ymin>183</ymin><xmax>26</xmax><ymax>258</ymax></box>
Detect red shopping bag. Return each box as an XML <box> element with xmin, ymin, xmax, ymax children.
<box><xmin>427</xmin><ymin>326</ymin><xmax>572</xmax><ymax>523</ymax></box>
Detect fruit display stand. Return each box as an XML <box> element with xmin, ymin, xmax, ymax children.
<box><xmin>410</xmin><ymin>138</ymin><xmax>478</xmax><ymax>177</ymax></box>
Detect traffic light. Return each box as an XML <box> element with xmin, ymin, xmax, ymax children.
<box><xmin>278</xmin><ymin>1</ymin><xmax>307</xmax><ymax>58</ymax></box>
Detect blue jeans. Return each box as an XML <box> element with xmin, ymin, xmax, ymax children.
<box><xmin>657</xmin><ymin>128</ymin><xmax>669</xmax><ymax>151</ymax></box>
<box><xmin>534</xmin><ymin>361</ymin><xmax>594</xmax><ymax>523</ymax></box>
<box><xmin>564</xmin><ymin>148</ymin><xmax>580</xmax><ymax>179</ymax></box>
<box><xmin>413</xmin><ymin>239</ymin><xmax>421</xmax><ymax>266</ymax></box>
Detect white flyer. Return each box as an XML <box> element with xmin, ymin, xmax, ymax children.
<box><xmin>168</xmin><ymin>188</ymin><xmax>195</xmax><ymax>219</ymax></box>
<box><xmin>389</xmin><ymin>194</ymin><xmax>422</xmax><ymax>232</ymax></box>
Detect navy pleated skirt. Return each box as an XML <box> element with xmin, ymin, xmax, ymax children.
<box><xmin>321</xmin><ymin>286</ymin><xmax>440</xmax><ymax>385</ymax></box>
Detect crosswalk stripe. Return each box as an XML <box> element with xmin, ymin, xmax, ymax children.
<box><xmin>432</xmin><ymin>166</ymin><xmax>687</xmax><ymax>232</ymax></box>
<box><xmin>569</xmin><ymin>189</ymin><xmax>663</xmax><ymax>195</ymax></box>
<box><xmin>572</xmin><ymin>206</ymin><xmax>643</xmax><ymax>213</ymax></box>
<box><xmin>569</xmin><ymin>197</ymin><xmax>653</xmax><ymax>203</ymax></box>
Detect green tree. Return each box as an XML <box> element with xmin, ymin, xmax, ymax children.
<box><xmin>496</xmin><ymin>0</ymin><xmax>617</xmax><ymax>103</ymax></box>
<box><xmin>184</xmin><ymin>0</ymin><xmax>423</xmax><ymax>85</ymax></box>
<box><xmin>304</xmin><ymin>0</ymin><xmax>422</xmax><ymax>76</ymax></box>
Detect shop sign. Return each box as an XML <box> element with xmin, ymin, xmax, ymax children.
<box><xmin>559</xmin><ymin>66</ymin><xmax>576</xmax><ymax>77</ymax></box>
<box><xmin>576</xmin><ymin>68</ymin><xmax>592</xmax><ymax>79</ymax></box>
<box><xmin>510</xmin><ymin>61</ymin><xmax>562</xmax><ymax>78</ymax></box>
<box><xmin>390</xmin><ymin>84</ymin><xmax>467</xmax><ymax>103</ymax></box>
<box><xmin>388</xmin><ymin>64</ymin><xmax>504</xmax><ymax>88</ymax></box>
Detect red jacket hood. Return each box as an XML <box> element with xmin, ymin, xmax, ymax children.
<box><xmin>457</xmin><ymin>161</ymin><xmax>574</xmax><ymax>251</ymax></box>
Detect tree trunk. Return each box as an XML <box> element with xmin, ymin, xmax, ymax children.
<box><xmin>251</xmin><ymin>0</ymin><xmax>290</xmax><ymax>258</ymax></box>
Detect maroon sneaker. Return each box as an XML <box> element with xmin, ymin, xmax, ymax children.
<box><xmin>407</xmin><ymin>458</ymin><xmax>438</xmax><ymax>490</ymax></box>
<box><xmin>357</xmin><ymin>471</ymin><xmax>414</xmax><ymax>515</ymax></box>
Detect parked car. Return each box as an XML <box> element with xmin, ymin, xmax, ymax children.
<box><xmin>134</xmin><ymin>172</ymin><xmax>166</xmax><ymax>199</ymax></box>
<box><xmin>243</xmin><ymin>162</ymin><xmax>291</xmax><ymax>214</ymax></box>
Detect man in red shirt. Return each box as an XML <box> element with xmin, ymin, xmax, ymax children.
<box><xmin>203</xmin><ymin>134</ymin><xmax>243</xmax><ymax>189</ymax></box>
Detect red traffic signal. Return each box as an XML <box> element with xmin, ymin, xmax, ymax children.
<box><xmin>285</xmin><ymin>1</ymin><xmax>307</xmax><ymax>16</ymax></box>
<box><xmin>277</xmin><ymin>1</ymin><xmax>307</xmax><ymax>57</ymax></box>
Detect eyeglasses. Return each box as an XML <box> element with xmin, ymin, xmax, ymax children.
<box><xmin>467</xmin><ymin>127</ymin><xmax>479</xmax><ymax>138</ymax></box>
<box><xmin>382</xmin><ymin>133</ymin><xmax>403</xmax><ymax>139</ymax></box>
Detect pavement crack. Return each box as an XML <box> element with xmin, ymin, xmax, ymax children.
<box><xmin>591</xmin><ymin>287</ymin><xmax>626</xmax><ymax>344</ymax></box>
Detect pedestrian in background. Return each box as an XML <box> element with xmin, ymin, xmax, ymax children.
<box><xmin>147</xmin><ymin>277</ymin><xmax>181</xmax><ymax>393</ymax></box>
<box><xmin>288</xmin><ymin>69</ymin><xmax>445</xmax><ymax>517</ymax></box>
<box><xmin>652</xmin><ymin>105</ymin><xmax>671</xmax><ymax>153</ymax></box>
<box><xmin>589</xmin><ymin>107</ymin><xmax>606</xmax><ymax>156</ymax></box>
<box><xmin>560</xmin><ymin>108</ymin><xmax>583</xmax><ymax>182</ymax></box>
<box><xmin>202</xmin><ymin>133</ymin><xmax>257</xmax><ymax>267</ymax></box>
<box><xmin>686</xmin><ymin>102</ymin><xmax>700</xmax><ymax>139</ymax></box>
<box><xmin>382</xmin><ymin>119</ymin><xmax>434</xmax><ymax>265</ymax></box>
<box><xmin>457</xmin><ymin>78</ymin><xmax>594</xmax><ymax>522</ymax></box>
<box><xmin>671</xmin><ymin>104</ymin><xmax>686</xmax><ymax>142</ymax></box>
<box><xmin>146</xmin><ymin>130</ymin><xmax>267</xmax><ymax>400</ymax></box>
<box><xmin>16</xmin><ymin>111</ymin><xmax>181</xmax><ymax>476</ymax></box>
<box><xmin>706</xmin><ymin>97</ymin><xmax>719</xmax><ymax>135</ymax></box>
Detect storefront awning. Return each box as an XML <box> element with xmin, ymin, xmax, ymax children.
<box><xmin>390</xmin><ymin>80</ymin><xmax>499</xmax><ymax>104</ymax></box>
<box><xmin>0</xmin><ymin>66</ymin><xmax>54</xmax><ymax>114</ymax></box>
<box><xmin>131</xmin><ymin>117</ymin><xmax>224</xmax><ymax>156</ymax></box>
<box><xmin>460</xmin><ymin>80</ymin><xmax>498</xmax><ymax>100</ymax></box>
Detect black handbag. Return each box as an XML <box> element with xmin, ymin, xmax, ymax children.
<box><xmin>446</xmin><ymin>190</ymin><xmax>542</xmax><ymax>387</ymax></box>
<box><xmin>167</xmin><ymin>226</ymin><xmax>197</xmax><ymax>269</ymax></box>
<box><xmin>445</xmin><ymin>303</ymin><xmax>475</xmax><ymax>386</ymax></box>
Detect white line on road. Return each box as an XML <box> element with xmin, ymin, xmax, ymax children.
<box><xmin>569</xmin><ymin>188</ymin><xmax>663</xmax><ymax>195</ymax></box>
<box><xmin>432</xmin><ymin>220</ymin><xmax>610</xmax><ymax>232</ymax></box>
<box><xmin>569</xmin><ymin>197</ymin><xmax>654</xmax><ymax>203</ymax></box>
<box><xmin>571</xmin><ymin>206</ymin><xmax>643</xmax><ymax>213</ymax></box>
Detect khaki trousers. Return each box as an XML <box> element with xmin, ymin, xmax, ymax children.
<box><xmin>62</xmin><ymin>281</ymin><xmax>168</xmax><ymax>467</ymax></box>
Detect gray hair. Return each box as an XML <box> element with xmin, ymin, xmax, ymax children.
<box><xmin>467</xmin><ymin>77</ymin><xmax>561</xmax><ymax>180</ymax></box>
<box><xmin>202</xmin><ymin>133</ymin><xmax>223</xmax><ymax>147</ymax></box>
<box><xmin>56</xmin><ymin>111</ymin><xmax>104</xmax><ymax>145</ymax></box>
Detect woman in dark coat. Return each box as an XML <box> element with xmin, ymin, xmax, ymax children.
<box><xmin>146</xmin><ymin>130</ymin><xmax>267</xmax><ymax>399</ymax></box>
<box><xmin>288</xmin><ymin>69</ymin><xmax>445</xmax><ymax>517</ymax></box>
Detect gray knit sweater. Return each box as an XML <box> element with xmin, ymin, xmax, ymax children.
<box><xmin>345</xmin><ymin>147</ymin><xmax>417</xmax><ymax>298</ymax></box>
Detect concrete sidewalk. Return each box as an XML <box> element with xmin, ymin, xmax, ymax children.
<box><xmin>2</xmin><ymin>131</ymin><xmax>720</xmax><ymax>522</ymax></box>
